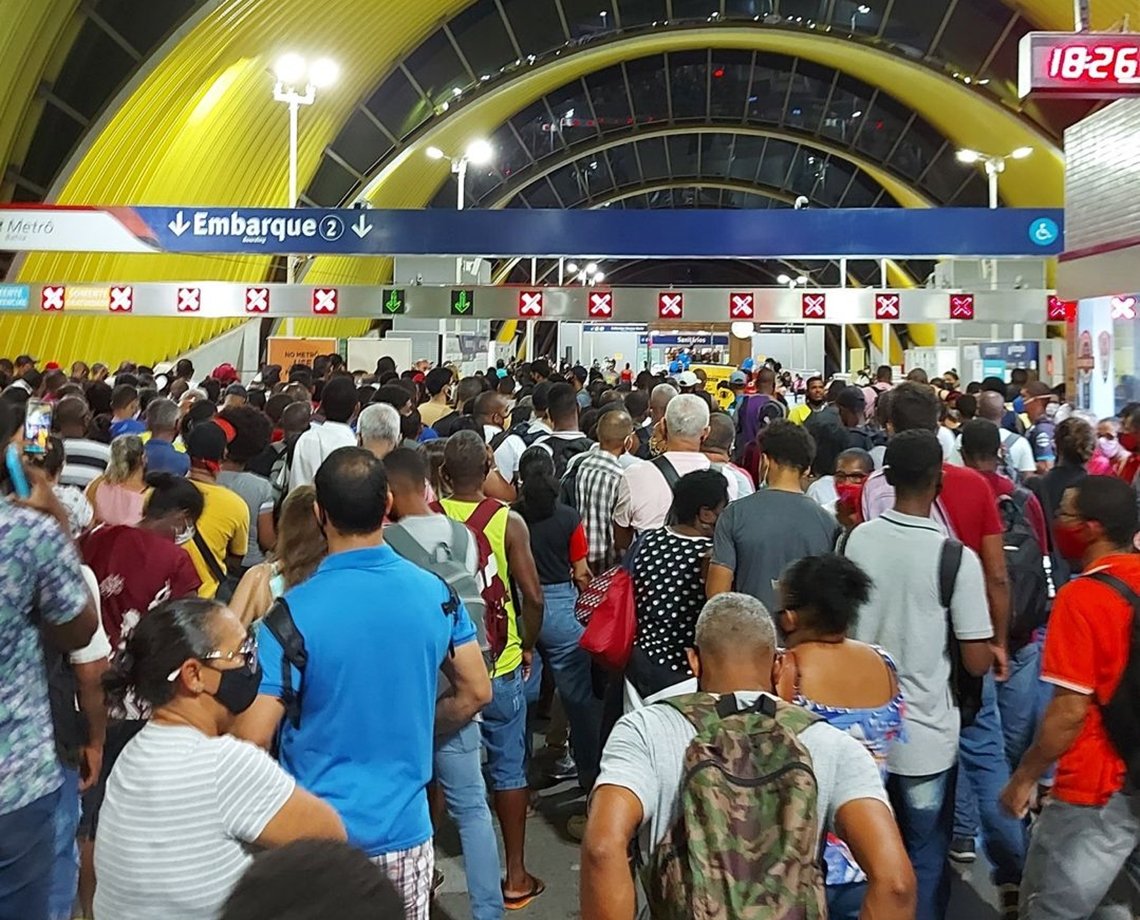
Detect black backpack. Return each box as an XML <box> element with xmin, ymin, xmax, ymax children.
<box><xmin>938</xmin><ymin>540</ymin><xmax>983</xmax><ymax>728</ymax></box>
<box><xmin>1077</xmin><ymin>573</ymin><xmax>1140</xmax><ymax>789</ymax></box>
<box><xmin>999</xmin><ymin>489</ymin><xmax>1053</xmax><ymax>649</ymax></box>
<box><xmin>537</xmin><ymin>434</ymin><xmax>593</xmax><ymax>480</ymax></box>
<box><xmin>489</xmin><ymin>421</ymin><xmax>547</xmax><ymax>453</ymax></box>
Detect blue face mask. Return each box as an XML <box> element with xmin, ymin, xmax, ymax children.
<box><xmin>1012</xmin><ymin>396</ymin><xmax>1026</xmax><ymax>413</ymax></box>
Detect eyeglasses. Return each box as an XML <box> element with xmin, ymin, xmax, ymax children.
<box><xmin>166</xmin><ymin>634</ymin><xmax>258</xmax><ymax>682</ymax></box>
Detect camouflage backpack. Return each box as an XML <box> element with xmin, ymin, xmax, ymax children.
<box><xmin>642</xmin><ymin>693</ymin><xmax>826</xmax><ymax>920</ymax></box>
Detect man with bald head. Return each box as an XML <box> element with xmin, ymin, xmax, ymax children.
<box><xmin>582</xmin><ymin>593</ymin><xmax>914</xmax><ymax>920</ymax></box>
<box><xmin>958</xmin><ymin>391</ymin><xmax>1034</xmax><ymax>482</ymax></box>
<box><xmin>565</xmin><ymin>407</ymin><xmax>638</xmax><ymax>573</ymax></box>
<box><xmin>54</xmin><ymin>395</ymin><xmax>110</xmax><ymax>489</ymax></box>
<box><xmin>701</xmin><ymin>411</ymin><xmax>755</xmax><ymax>497</ymax></box>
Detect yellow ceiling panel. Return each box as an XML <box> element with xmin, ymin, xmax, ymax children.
<box><xmin>1008</xmin><ymin>0</ymin><xmax>1138</xmax><ymax>30</ymax></box>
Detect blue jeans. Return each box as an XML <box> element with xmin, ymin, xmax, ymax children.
<box><xmin>888</xmin><ymin>769</ymin><xmax>955</xmax><ymax>920</ymax></box>
<box><xmin>953</xmin><ymin>674</ymin><xmax>1027</xmax><ymax>886</ymax></box>
<box><xmin>480</xmin><ymin>667</ymin><xmax>528</xmax><ymax>792</ymax></box>
<box><xmin>0</xmin><ymin>787</ymin><xmax>62</xmax><ymax>920</ymax></box>
<box><xmin>49</xmin><ymin>768</ymin><xmax>80</xmax><ymax>920</ymax></box>
<box><xmin>534</xmin><ymin>583</ymin><xmax>602</xmax><ymax>788</ymax></box>
<box><xmin>998</xmin><ymin>637</ymin><xmax>1052</xmax><ymax>772</ymax></box>
<box><xmin>826</xmin><ymin>881</ymin><xmax>868</xmax><ymax>920</ymax></box>
<box><xmin>1021</xmin><ymin>793</ymin><xmax>1140</xmax><ymax>920</ymax></box>
<box><xmin>434</xmin><ymin>722</ymin><xmax>504</xmax><ymax>920</ymax></box>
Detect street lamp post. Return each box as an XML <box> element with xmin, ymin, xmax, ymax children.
<box><xmin>957</xmin><ymin>146</ymin><xmax>1033</xmax><ymax>288</ymax></box>
<box><xmin>272</xmin><ymin>54</ymin><xmax>338</xmax><ymax>284</ymax></box>
<box><xmin>426</xmin><ymin>140</ymin><xmax>495</xmax><ymax>361</ymax></box>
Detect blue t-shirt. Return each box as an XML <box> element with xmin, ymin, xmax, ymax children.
<box><xmin>144</xmin><ymin>438</ymin><xmax>190</xmax><ymax>476</ymax></box>
<box><xmin>257</xmin><ymin>545</ymin><xmax>476</xmax><ymax>855</ymax></box>
<box><xmin>109</xmin><ymin>418</ymin><xmax>146</xmax><ymax>438</ymax></box>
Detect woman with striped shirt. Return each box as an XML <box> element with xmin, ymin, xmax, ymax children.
<box><xmin>93</xmin><ymin>598</ymin><xmax>344</xmax><ymax>920</ymax></box>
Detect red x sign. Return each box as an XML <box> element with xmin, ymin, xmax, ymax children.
<box><xmin>802</xmin><ymin>293</ymin><xmax>826</xmax><ymax>319</ymax></box>
<box><xmin>875</xmin><ymin>293</ymin><xmax>901</xmax><ymax>320</ymax></box>
<box><xmin>949</xmin><ymin>294</ymin><xmax>975</xmax><ymax>320</ymax></box>
<box><xmin>245</xmin><ymin>287</ymin><xmax>270</xmax><ymax>314</ymax></box>
<box><xmin>729</xmin><ymin>292</ymin><xmax>755</xmax><ymax>319</ymax></box>
<box><xmin>176</xmin><ymin>287</ymin><xmax>201</xmax><ymax>313</ymax></box>
<box><xmin>1046</xmin><ymin>295</ymin><xmax>1072</xmax><ymax>322</ymax></box>
<box><xmin>312</xmin><ymin>288</ymin><xmax>338</xmax><ymax>315</ymax></box>
<box><xmin>588</xmin><ymin>290</ymin><xmax>613</xmax><ymax>318</ymax></box>
<box><xmin>518</xmin><ymin>290</ymin><xmax>543</xmax><ymax>317</ymax></box>
<box><xmin>41</xmin><ymin>286</ymin><xmax>65</xmax><ymax>311</ymax></box>
<box><xmin>108</xmin><ymin>285</ymin><xmax>133</xmax><ymax>313</ymax></box>
<box><xmin>1111</xmin><ymin>295</ymin><xmax>1137</xmax><ymax>320</ymax></box>
<box><xmin>658</xmin><ymin>292</ymin><xmax>683</xmax><ymax>318</ymax></box>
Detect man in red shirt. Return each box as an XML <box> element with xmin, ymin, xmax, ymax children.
<box><xmin>1002</xmin><ymin>475</ymin><xmax>1140</xmax><ymax>918</ymax></box>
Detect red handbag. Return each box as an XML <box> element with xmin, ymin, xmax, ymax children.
<box><xmin>577</xmin><ymin>564</ymin><xmax>637</xmax><ymax>671</ymax></box>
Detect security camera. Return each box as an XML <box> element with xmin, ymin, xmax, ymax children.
<box><xmin>794</xmin><ymin>196</ymin><xmax>809</xmax><ymax>210</ymax></box>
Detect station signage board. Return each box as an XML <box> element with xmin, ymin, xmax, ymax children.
<box><xmin>1020</xmin><ymin>32</ymin><xmax>1140</xmax><ymax>99</ymax></box>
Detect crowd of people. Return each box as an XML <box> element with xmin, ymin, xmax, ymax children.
<box><xmin>2</xmin><ymin>347</ymin><xmax>1139</xmax><ymax>920</ymax></box>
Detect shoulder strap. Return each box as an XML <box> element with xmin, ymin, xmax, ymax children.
<box><xmin>466</xmin><ymin>497</ymin><xmax>506</xmax><ymax>533</ymax></box>
<box><xmin>939</xmin><ymin>539</ymin><xmax>964</xmax><ymax>611</ymax></box>
<box><xmin>651</xmin><ymin>454</ymin><xmax>681</xmax><ymax>489</ymax></box>
<box><xmin>192</xmin><ymin>530</ymin><xmax>227</xmax><ymax>583</ymax></box>
<box><xmin>1083</xmin><ymin>572</ymin><xmax>1140</xmax><ymax>610</ymax></box>
<box><xmin>383</xmin><ymin>524</ymin><xmax>434</xmax><ymax>569</ymax></box>
<box><xmin>262</xmin><ymin>598</ymin><xmax>307</xmax><ymax>729</ymax></box>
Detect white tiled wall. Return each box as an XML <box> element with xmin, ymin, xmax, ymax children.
<box><xmin>1065</xmin><ymin>99</ymin><xmax>1140</xmax><ymax>253</ymax></box>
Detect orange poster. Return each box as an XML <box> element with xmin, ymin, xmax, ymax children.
<box><xmin>266</xmin><ymin>337</ymin><xmax>338</xmax><ymax>369</ymax></box>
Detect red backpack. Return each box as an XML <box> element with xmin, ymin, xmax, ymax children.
<box><xmin>434</xmin><ymin>499</ymin><xmax>511</xmax><ymax>662</ymax></box>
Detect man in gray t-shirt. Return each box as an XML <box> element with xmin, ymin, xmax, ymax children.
<box><xmin>582</xmin><ymin>594</ymin><xmax>914</xmax><ymax>920</ymax></box>
<box><xmin>707</xmin><ymin>421</ymin><xmax>839</xmax><ymax>612</ymax></box>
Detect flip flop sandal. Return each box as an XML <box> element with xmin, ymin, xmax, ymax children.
<box><xmin>503</xmin><ymin>877</ymin><xmax>546</xmax><ymax>911</ymax></box>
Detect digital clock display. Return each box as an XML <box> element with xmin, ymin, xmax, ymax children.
<box><xmin>1019</xmin><ymin>32</ymin><xmax>1140</xmax><ymax>99</ymax></box>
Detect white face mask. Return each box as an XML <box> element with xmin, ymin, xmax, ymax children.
<box><xmin>174</xmin><ymin>523</ymin><xmax>196</xmax><ymax>546</ymax></box>
<box><xmin>1100</xmin><ymin>436</ymin><xmax>1123</xmax><ymax>460</ymax></box>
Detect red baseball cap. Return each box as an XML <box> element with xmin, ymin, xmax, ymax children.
<box><xmin>211</xmin><ymin>363</ymin><xmax>239</xmax><ymax>385</ymax></box>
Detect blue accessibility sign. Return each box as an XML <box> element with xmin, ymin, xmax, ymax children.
<box><xmin>0</xmin><ymin>284</ymin><xmax>29</xmax><ymax>310</ymax></box>
<box><xmin>1029</xmin><ymin>217</ymin><xmax>1060</xmax><ymax>247</ymax></box>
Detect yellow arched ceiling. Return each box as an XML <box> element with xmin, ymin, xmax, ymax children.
<box><xmin>0</xmin><ymin>0</ymin><xmax>81</xmax><ymax>177</ymax></box>
<box><xmin>482</xmin><ymin>125</ymin><xmax>934</xmax><ymax>210</ymax></box>
<box><xmin>7</xmin><ymin>2</ymin><xmax>1081</xmax><ymax>364</ymax></box>
<box><xmin>306</xmin><ymin>26</ymin><xmax>1061</xmax><ymax>285</ymax></box>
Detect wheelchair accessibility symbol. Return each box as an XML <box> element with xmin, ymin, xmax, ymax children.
<box><xmin>1029</xmin><ymin>218</ymin><xmax>1059</xmax><ymax>247</ymax></box>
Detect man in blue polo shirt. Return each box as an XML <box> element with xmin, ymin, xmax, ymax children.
<box><xmin>236</xmin><ymin>447</ymin><xmax>491</xmax><ymax>920</ymax></box>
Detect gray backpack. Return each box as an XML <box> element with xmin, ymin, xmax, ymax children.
<box><xmin>385</xmin><ymin>518</ymin><xmax>490</xmax><ymax>661</ymax></box>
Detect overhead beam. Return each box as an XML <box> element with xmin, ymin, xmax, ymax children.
<box><xmin>482</xmin><ymin>125</ymin><xmax>932</xmax><ymax>210</ymax></box>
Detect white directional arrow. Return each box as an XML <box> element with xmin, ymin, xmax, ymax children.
<box><xmin>352</xmin><ymin>215</ymin><xmax>373</xmax><ymax>239</ymax></box>
<box><xmin>168</xmin><ymin>211</ymin><xmax>190</xmax><ymax>236</ymax></box>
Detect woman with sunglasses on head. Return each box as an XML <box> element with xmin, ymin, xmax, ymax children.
<box><xmin>93</xmin><ymin>597</ymin><xmax>344</xmax><ymax>920</ymax></box>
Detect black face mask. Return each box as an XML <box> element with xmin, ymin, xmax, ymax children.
<box><xmin>208</xmin><ymin>661</ymin><xmax>262</xmax><ymax>715</ymax></box>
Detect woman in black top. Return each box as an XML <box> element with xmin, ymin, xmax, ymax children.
<box><xmin>1031</xmin><ymin>416</ymin><xmax>1094</xmax><ymax>585</ymax></box>
<box><xmin>627</xmin><ymin>468</ymin><xmax>728</xmax><ymax>700</ymax></box>
<box><xmin>513</xmin><ymin>446</ymin><xmax>597</xmax><ymax>787</ymax></box>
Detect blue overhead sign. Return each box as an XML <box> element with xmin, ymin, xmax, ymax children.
<box><xmin>0</xmin><ymin>206</ymin><xmax>1066</xmax><ymax>259</ymax></box>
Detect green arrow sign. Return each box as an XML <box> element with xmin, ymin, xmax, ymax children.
<box><xmin>382</xmin><ymin>288</ymin><xmax>406</xmax><ymax>314</ymax></box>
<box><xmin>450</xmin><ymin>289</ymin><xmax>474</xmax><ymax>316</ymax></box>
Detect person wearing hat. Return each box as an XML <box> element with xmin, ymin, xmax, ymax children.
<box><xmin>1021</xmin><ymin>381</ymin><xmax>1058</xmax><ymax>475</ymax></box>
<box><xmin>211</xmin><ymin>363</ymin><xmax>240</xmax><ymax>388</ymax></box>
<box><xmin>184</xmin><ymin>421</ymin><xmax>249</xmax><ymax>599</ymax></box>
<box><xmin>806</xmin><ymin>386</ymin><xmax>876</xmax><ymax>484</ymax></box>
<box><xmin>15</xmin><ymin>354</ymin><xmax>37</xmax><ymax>378</ymax></box>
<box><xmin>675</xmin><ymin>370</ymin><xmax>700</xmax><ymax>393</ymax></box>
<box><xmin>724</xmin><ymin>370</ymin><xmax>748</xmax><ymax>417</ymax></box>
